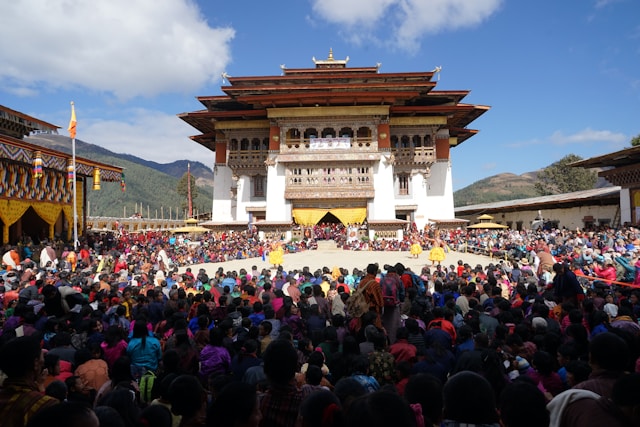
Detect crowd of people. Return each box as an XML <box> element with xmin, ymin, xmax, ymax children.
<box><xmin>1</xmin><ymin>224</ymin><xmax>640</xmax><ymax>427</ymax></box>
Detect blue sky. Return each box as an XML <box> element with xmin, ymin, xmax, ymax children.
<box><xmin>1</xmin><ymin>0</ymin><xmax>638</xmax><ymax>191</ymax></box>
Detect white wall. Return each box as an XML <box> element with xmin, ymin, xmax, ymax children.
<box><xmin>235</xmin><ymin>175</ymin><xmax>251</xmax><ymax>223</ymax></box>
<box><xmin>620</xmin><ymin>188</ymin><xmax>631</xmax><ymax>225</ymax></box>
<box><xmin>458</xmin><ymin>205</ymin><xmax>619</xmax><ymax>230</ymax></box>
<box><xmin>423</xmin><ymin>161</ymin><xmax>454</xmax><ymax>223</ymax></box>
<box><xmin>212</xmin><ymin>166</ymin><xmax>234</xmax><ymax>222</ymax></box>
<box><xmin>266</xmin><ymin>159</ymin><xmax>291</xmax><ymax>221</ymax></box>
<box><xmin>369</xmin><ymin>154</ymin><xmax>396</xmax><ymax>220</ymax></box>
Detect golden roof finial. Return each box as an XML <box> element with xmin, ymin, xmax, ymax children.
<box><xmin>328</xmin><ymin>48</ymin><xmax>334</xmax><ymax>61</ymax></box>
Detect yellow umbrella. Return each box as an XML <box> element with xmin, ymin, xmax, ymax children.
<box><xmin>467</xmin><ymin>222</ymin><xmax>508</xmax><ymax>229</ymax></box>
<box><xmin>171</xmin><ymin>217</ymin><xmax>209</xmax><ymax>234</ymax></box>
<box><xmin>476</xmin><ymin>214</ymin><xmax>494</xmax><ymax>220</ymax></box>
<box><xmin>171</xmin><ymin>225</ymin><xmax>210</xmax><ymax>234</ymax></box>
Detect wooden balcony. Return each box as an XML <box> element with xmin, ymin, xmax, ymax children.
<box><xmin>285</xmin><ymin>168</ymin><xmax>375</xmax><ymax>199</ymax></box>
<box><xmin>227</xmin><ymin>150</ymin><xmax>269</xmax><ymax>171</ymax></box>
<box><xmin>392</xmin><ymin>146</ymin><xmax>436</xmax><ymax>164</ymax></box>
<box><xmin>281</xmin><ymin>137</ymin><xmax>377</xmax><ymax>154</ymax></box>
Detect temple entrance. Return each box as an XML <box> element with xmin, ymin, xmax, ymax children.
<box><xmin>292</xmin><ymin>205</ymin><xmax>367</xmax><ymax>226</ymax></box>
<box><xmin>20</xmin><ymin>207</ymin><xmax>50</xmax><ymax>244</ymax></box>
<box><xmin>318</xmin><ymin>212</ymin><xmax>341</xmax><ymax>225</ymax></box>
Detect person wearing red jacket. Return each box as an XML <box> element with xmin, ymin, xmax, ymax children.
<box><xmin>593</xmin><ymin>258</ymin><xmax>617</xmax><ymax>284</ymax></box>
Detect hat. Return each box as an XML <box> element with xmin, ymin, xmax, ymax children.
<box><xmin>531</xmin><ymin>317</ymin><xmax>548</xmax><ymax>330</ymax></box>
<box><xmin>520</xmin><ymin>258</ymin><xmax>529</xmax><ymax>265</ymax></box>
<box><xmin>110</xmin><ymin>297</ymin><xmax>120</xmax><ymax>305</ymax></box>
<box><xmin>603</xmin><ymin>303</ymin><xmax>618</xmax><ymax>318</ymax></box>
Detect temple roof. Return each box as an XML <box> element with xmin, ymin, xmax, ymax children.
<box><xmin>0</xmin><ymin>105</ymin><xmax>59</xmax><ymax>139</ymax></box>
<box><xmin>570</xmin><ymin>145</ymin><xmax>640</xmax><ymax>169</ymax></box>
<box><xmin>180</xmin><ymin>52</ymin><xmax>489</xmax><ymax>150</ymax></box>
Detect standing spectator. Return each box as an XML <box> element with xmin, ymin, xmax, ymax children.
<box><xmin>0</xmin><ymin>336</ymin><xmax>58</xmax><ymax>427</ymax></box>
<box><xmin>260</xmin><ymin>340</ymin><xmax>312</xmax><ymax>427</ymax></box>
<box><xmin>127</xmin><ymin>320</ymin><xmax>162</xmax><ymax>379</ymax></box>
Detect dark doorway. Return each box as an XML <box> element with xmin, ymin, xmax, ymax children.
<box><xmin>20</xmin><ymin>206</ymin><xmax>50</xmax><ymax>244</ymax></box>
<box><xmin>317</xmin><ymin>212</ymin><xmax>342</xmax><ymax>225</ymax></box>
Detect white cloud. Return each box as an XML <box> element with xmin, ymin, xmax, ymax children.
<box><xmin>548</xmin><ymin>128</ymin><xmax>627</xmax><ymax>147</ymax></box>
<box><xmin>0</xmin><ymin>0</ymin><xmax>234</xmax><ymax>99</ymax></box>
<box><xmin>507</xmin><ymin>128</ymin><xmax>628</xmax><ymax>149</ymax></box>
<box><xmin>482</xmin><ymin>162</ymin><xmax>497</xmax><ymax>171</ymax></box>
<box><xmin>311</xmin><ymin>0</ymin><xmax>502</xmax><ymax>51</ymax></box>
<box><xmin>82</xmin><ymin>109</ymin><xmax>214</xmax><ymax>165</ymax></box>
<box><xmin>595</xmin><ymin>0</ymin><xmax>621</xmax><ymax>8</ymax></box>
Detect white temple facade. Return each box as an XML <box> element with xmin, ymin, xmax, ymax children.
<box><xmin>180</xmin><ymin>50</ymin><xmax>488</xmax><ymax>235</ymax></box>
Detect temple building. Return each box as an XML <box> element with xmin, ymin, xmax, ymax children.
<box><xmin>0</xmin><ymin>105</ymin><xmax>123</xmax><ymax>244</ymax></box>
<box><xmin>180</xmin><ymin>50</ymin><xmax>488</xmax><ymax>237</ymax></box>
<box><xmin>572</xmin><ymin>146</ymin><xmax>640</xmax><ymax>226</ymax></box>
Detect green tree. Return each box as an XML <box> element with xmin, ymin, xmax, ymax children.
<box><xmin>177</xmin><ymin>172</ymin><xmax>198</xmax><ymax>211</ymax></box>
<box><xmin>631</xmin><ymin>134</ymin><xmax>640</xmax><ymax>147</ymax></box>
<box><xmin>534</xmin><ymin>154</ymin><xmax>597</xmax><ymax>195</ymax></box>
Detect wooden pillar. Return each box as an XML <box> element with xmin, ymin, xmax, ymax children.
<box><xmin>269</xmin><ymin>126</ymin><xmax>281</xmax><ymax>151</ymax></box>
<box><xmin>377</xmin><ymin>123</ymin><xmax>390</xmax><ymax>149</ymax></box>
<box><xmin>215</xmin><ymin>142</ymin><xmax>227</xmax><ymax>164</ymax></box>
<box><xmin>435</xmin><ymin>135</ymin><xmax>450</xmax><ymax>160</ymax></box>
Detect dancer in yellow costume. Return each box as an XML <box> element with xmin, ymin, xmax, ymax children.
<box><xmin>410</xmin><ymin>237</ymin><xmax>423</xmax><ymax>258</ymax></box>
<box><xmin>269</xmin><ymin>242</ymin><xmax>284</xmax><ymax>268</ymax></box>
<box><xmin>428</xmin><ymin>237</ymin><xmax>446</xmax><ymax>266</ymax></box>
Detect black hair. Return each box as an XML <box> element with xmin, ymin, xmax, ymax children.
<box><xmin>404</xmin><ymin>373</ymin><xmax>443</xmax><ymax>425</ymax></box>
<box><xmin>300</xmin><ymin>389</ymin><xmax>344</xmax><ymax>427</ymax></box>
<box><xmin>26</xmin><ymin>402</ymin><xmax>97</xmax><ymax>427</ymax></box>
<box><xmin>499</xmin><ymin>381</ymin><xmax>549</xmax><ymax>427</ymax></box>
<box><xmin>263</xmin><ymin>339</ymin><xmax>298</xmax><ymax>385</ymax></box>
<box><xmin>589</xmin><ymin>332</ymin><xmax>629</xmax><ymax>371</ymax></box>
<box><xmin>168</xmin><ymin>375</ymin><xmax>205</xmax><ymax>418</ymax></box>
<box><xmin>346</xmin><ymin>390</ymin><xmax>416</xmax><ymax>427</ymax></box>
<box><xmin>443</xmin><ymin>371</ymin><xmax>498</xmax><ymax>424</ymax></box>
<box><xmin>207</xmin><ymin>382</ymin><xmax>258</xmax><ymax>427</ymax></box>
<box><xmin>0</xmin><ymin>336</ymin><xmax>41</xmax><ymax>378</ymax></box>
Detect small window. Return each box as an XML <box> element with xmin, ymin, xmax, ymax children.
<box><xmin>253</xmin><ymin>176</ymin><xmax>265</xmax><ymax>197</ymax></box>
<box><xmin>398</xmin><ymin>175</ymin><xmax>409</xmax><ymax>195</ymax></box>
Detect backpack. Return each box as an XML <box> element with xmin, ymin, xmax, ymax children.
<box><xmin>346</xmin><ymin>280</ymin><xmax>371</xmax><ymax>319</ymax></box>
<box><xmin>139</xmin><ymin>370</ymin><xmax>157</xmax><ymax>404</ymax></box>
<box><xmin>408</xmin><ymin>272</ymin><xmax>426</xmax><ymax>295</ymax></box>
<box><xmin>381</xmin><ymin>275</ymin><xmax>399</xmax><ymax>307</ymax></box>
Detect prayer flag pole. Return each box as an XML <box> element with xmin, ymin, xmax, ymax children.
<box><xmin>68</xmin><ymin>102</ymin><xmax>79</xmax><ymax>251</ymax></box>
<box><xmin>187</xmin><ymin>163</ymin><xmax>193</xmax><ymax>218</ymax></box>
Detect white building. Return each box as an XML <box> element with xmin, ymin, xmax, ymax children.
<box><xmin>180</xmin><ymin>50</ymin><xmax>489</xmax><ymax>238</ymax></box>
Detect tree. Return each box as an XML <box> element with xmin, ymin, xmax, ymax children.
<box><xmin>177</xmin><ymin>172</ymin><xmax>198</xmax><ymax>211</ymax></box>
<box><xmin>534</xmin><ymin>154</ymin><xmax>597</xmax><ymax>196</ymax></box>
<box><xmin>631</xmin><ymin>134</ymin><xmax>640</xmax><ymax>147</ymax></box>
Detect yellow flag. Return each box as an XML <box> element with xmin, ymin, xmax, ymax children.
<box><xmin>68</xmin><ymin>102</ymin><xmax>77</xmax><ymax>139</ymax></box>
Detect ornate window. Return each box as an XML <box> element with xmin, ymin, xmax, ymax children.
<box><xmin>253</xmin><ymin>176</ymin><xmax>265</xmax><ymax>197</ymax></box>
<box><xmin>398</xmin><ymin>174</ymin><xmax>409</xmax><ymax>195</ymax></box>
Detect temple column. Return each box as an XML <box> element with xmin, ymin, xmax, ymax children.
<box><xmin>265</xmin><ymin>158</ymin><xmax>291</xmax><ymax>222</ymax></box>
<box><xmin>369</xmin><ymin>154</ymin><xmax>395</xmax><ymax>221</ymax></box>
<box><xmin>235</xmin><ymin>174</ymin><xmax>251</xmax><ymax>223</ymax></box>
<box><xmin>212</xmin><ymin>166</ymin><xmax>234</xmax><ymax>222</ymax></box>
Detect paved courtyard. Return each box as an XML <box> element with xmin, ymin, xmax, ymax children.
<box><xmin>179</xmin><ymin>240</ymin><xmax>497</xmax><ymax>278</ymax></box>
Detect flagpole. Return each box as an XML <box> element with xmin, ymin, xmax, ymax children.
<box><xmin>187</xmin><ymin>163</ymin><xmax>193</xmax><ymax>218</ymax></box>
<box><xmin>69</xmin><ymin>102</ymin><xmax>78</xmax><ymax>251</ymax></box>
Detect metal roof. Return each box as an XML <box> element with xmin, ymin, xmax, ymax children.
<box><xmin>570</xmin><ymin>145</ymin><xmax>640</xmax><ymax>169</ymax></box>
<box><xmin>455</xmin><ymin>186</ymin><xmax>621</xmax><ymax>215</ymax></box>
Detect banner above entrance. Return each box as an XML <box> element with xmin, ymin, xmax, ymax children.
<box><xmin>309</xmin><ymin>137</ymin><xmax>350</xmax><ymax>150</ymax></box>
<box><xmin>292</xmin><ymin>207</ymin><xmax>366</xmax><ymax>226</ymax></box>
